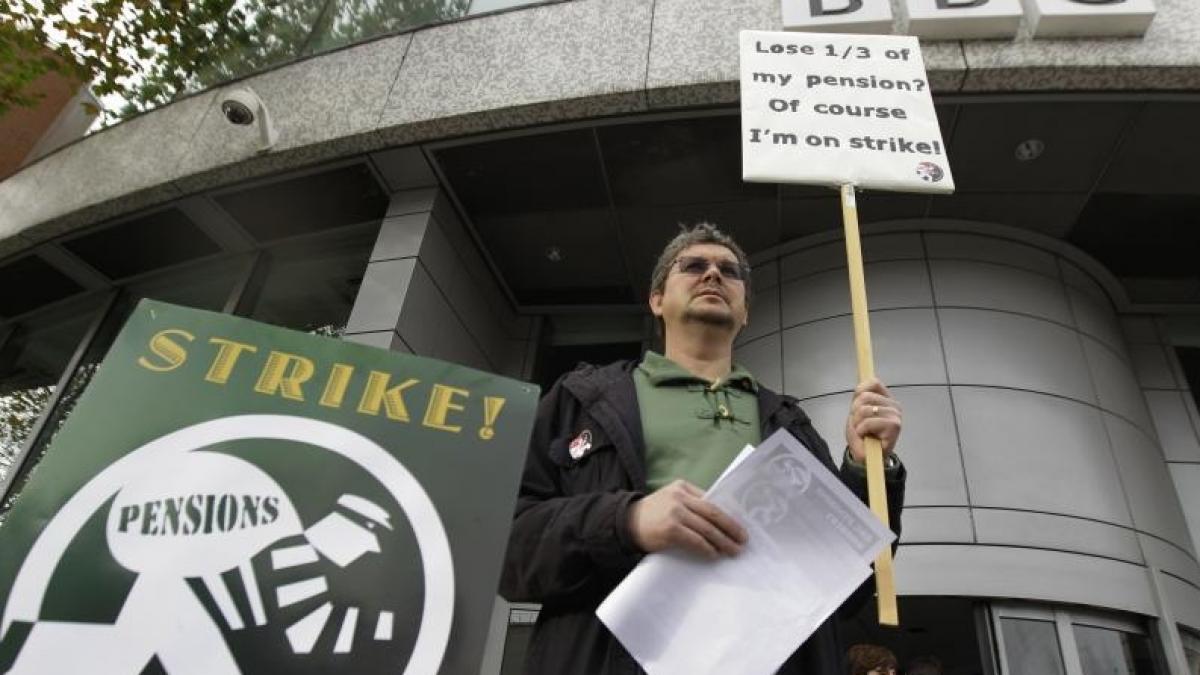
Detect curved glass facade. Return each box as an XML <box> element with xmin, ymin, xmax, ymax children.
<box><xmin>105</xmin><ymin>0</ymin><xmax>548</xmax><ymax>123</ymax></box>
<box><xmin>0</xmin><ymin>212</ymin><xmax>380</xmax><ymax>523</ymax></box>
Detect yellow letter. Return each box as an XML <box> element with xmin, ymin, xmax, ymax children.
<box><xmin>253</xmin><ymin>351</ymin><xmax>315</xmax><ymax>401</ymax></box>
<box><xmin>357</xmin><ymin>372</ymin><xmax>419</xmax><ymax>421</ymax></box>
<box><xmin>320</xmin><ymin>363</ymin><xmax>355</xmax><ymax>408</ymax></box>
<box><xmin>137</xmin><ymin>329</ymin><xmax>194</xmax><ymax>372</ymax></box>
<box><xmin>423</xmin><ymin>384</ymin><xmax>469</xmax><ymax>433</ymax></box>
<box><xmin>206</xmin><ymin>338</ymin><xmax>258</xmax><ymax>384</ymax></box>
<box><xmin>478</xmin><ymin>396</ymin><xmax>506</xmax><ymax>440</ymax></box>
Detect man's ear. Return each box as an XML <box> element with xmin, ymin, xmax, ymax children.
<box><xmin>648</xmin><ymin>291</ymin><xmax>664</xmax><ymax>318</ymax></box>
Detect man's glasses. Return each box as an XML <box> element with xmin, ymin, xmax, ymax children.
<box><xmin>673</xmin><ymin>256</ymin><xmax>749</xmax><ymax>281</ymax></box>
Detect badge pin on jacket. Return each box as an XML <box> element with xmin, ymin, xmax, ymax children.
<box><xmin>569</xmin><ymin>430</ymin><xmax>593</xmax><ymax>460</ymax></box>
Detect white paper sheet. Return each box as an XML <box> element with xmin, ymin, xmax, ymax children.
<box><xmin>597</xmin><ymin>429</ymin><xmax>894</xmax><ymax>675</ymax></box>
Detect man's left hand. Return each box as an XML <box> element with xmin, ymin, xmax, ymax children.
<box><xmin>844</xmin><ymin>378</ymin><xmax>902</xmax><ymax>464</ymax></box>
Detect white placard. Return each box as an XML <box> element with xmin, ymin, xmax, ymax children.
<box><xmin>740</xmin><ymin>30</ymin><xmax>954</xmax><ymax>194</ymax></box>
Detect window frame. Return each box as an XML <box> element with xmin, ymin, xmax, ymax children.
<box><xmin>992</xmin><ymin>602</ymin><xmax>1160</xmax><ymax>675</ymax></box>
<box><xmin>0</xmin><ymin>247</ymin><xmax>282</xmax><ymax>508</ymax></box>
<box><xmin>0</xmin><ymin>290</ymin><xmax>118</xmax><ymax>505</ymax></box>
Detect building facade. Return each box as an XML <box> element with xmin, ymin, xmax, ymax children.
<box><xmin>1</xmin><ymin>1</ymin><xmax>1199</xmax><ymax>673</ymax></box>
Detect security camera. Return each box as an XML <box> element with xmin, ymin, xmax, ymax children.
<box><xmin>220</xmin><ymin>86</ymin><xmax>277</xmax><ymax>153</ymax></box>
<box><xmin>221</xmin><ymin>91</ymin><xmax>256</xmax><ymax>126</ymax></box>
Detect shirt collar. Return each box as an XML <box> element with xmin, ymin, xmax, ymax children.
<box><xmin>637</xmin><ymin>351</ymin><xmax>758</xmax><ymax>392</ymax></box>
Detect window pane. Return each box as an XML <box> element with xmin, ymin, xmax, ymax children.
<box><xmin>1075</xmin><ymin>624</ymin><xmax>1160</xmax><ymax>675</ymax></box>
<box><xmin>25</xmin><ymin>256</ymin><xmax>246</xmax><ymax>456</ymax></box>
<box><xmin>1184</xmin><ymin>629</ymin><xmax>1200</xmax><ymax>675</ymax></box>
<box><xmin>0</xmin><ymin>298</ymin><xmax>104</xmax><ymax>485</ymax></box>
<box><xmin>0</xmin><ymin>257</ymin><xmax>244</xmax><ymax>520</ymax></box>
<box><xmin>245</xmin><ymin>228</ymin><xmax>375</xmax><ymax>334</ymax></box>
<box><xmin>1001</xmin><ymin>618</ymin><xmax>1066</xmax><ymax>675</ymax></box>
<box><xmin>469</xmin><ymin>0</ymin><xmax>544</xmax><ymax>15</ymax></box>
<box><xmin>501</xmin><ymin>606</ymin><xmax>539</xmax><ymax>675</ymax></box>
<box><xmin>500</xmin><ymin>624</ymin><xmax>535</xmax><ymax>675</ymax></box>
<box><xmin>125</xmin><ymin>256</ymin><xmax>247</xmax><ymax>313</ymax></box>
<box><xmin>1178</xmin><ymin>347</ymin><xmax>1200</xmax><ymax>420</ymax></box>
<box><xmin>180</xmin><ymin>2</ymin><xmax>327</xmax><ymax>101</ymax></box>
<box><xmin>305</xmin><ymin>0</ymin><xmax>469</xmax><ymax>55</ymax></box>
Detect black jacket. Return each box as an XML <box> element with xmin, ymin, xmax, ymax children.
<box><xmin>500</xmin><ymin>360</ymin><xmax>906</xmax><ymax>674</ymax></box>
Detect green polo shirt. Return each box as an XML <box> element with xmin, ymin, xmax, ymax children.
<box><xmin>634</xmin><ymin>351</ymin><xmax>762</xmax><ymax>491</ymax></box>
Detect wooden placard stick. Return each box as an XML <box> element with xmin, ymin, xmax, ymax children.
<box><xmin>839</xmin><ymin>183</ymin><xmax>898</xmax><ymax>627</ymax></box>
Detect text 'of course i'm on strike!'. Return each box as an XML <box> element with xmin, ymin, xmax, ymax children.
<box><xmin>739</xmin><ymin>30</ymin><xmax>955</xmax><ymax>193</ymax></box>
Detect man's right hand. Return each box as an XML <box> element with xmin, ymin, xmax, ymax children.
<box><xmin>627</xmin><ymin>480</ymin><xmax>748</xmax><ymax>559</ymax></box>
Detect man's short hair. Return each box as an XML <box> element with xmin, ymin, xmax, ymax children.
<box><xmin>847</xmin><ymin>643</ymin><xmax>898</xmax><ymax>675</ymax></box>
<box><xmin>649</xmin><ymin>221</ymin><xmax>752</xmax><ymax>299</ymax></box>
<box><xmin>648</xmin><ymin>223</ymin><xmax>752</xmax><ymax>337</ymax></box>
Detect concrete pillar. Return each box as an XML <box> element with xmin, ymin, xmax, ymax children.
<box><xmin>343</xmin><ymin>187</ymin><xmax>533</xmax><ymax>377</ymax></box>
<box><xmin>342</xmin><ymin>183</ymin><xmax>538</xmax><ymax>675</ymax></box>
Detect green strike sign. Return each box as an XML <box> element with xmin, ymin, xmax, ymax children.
<box><xmin>0</xmin><ymin>300</ymin><xmax>539</xmax><ymax>674</ymax></box>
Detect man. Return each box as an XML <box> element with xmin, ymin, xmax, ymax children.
<box><xmin>500</xmin><ymin>223</ymin><xmax>906</xmax><ymax>673</ymax></box>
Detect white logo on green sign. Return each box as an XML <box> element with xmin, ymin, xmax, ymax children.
<box><xmin>2</xmin><ymin>415</ymin><xmax>453</xmax><ymax>674</ymax></box>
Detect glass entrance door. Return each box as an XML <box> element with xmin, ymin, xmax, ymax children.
<box><xmin>992</xmin><ymin>603</ymin><xmax>1163</xmax><ymax>675</ymax></box>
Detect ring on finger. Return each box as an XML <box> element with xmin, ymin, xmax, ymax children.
<box><xmin>871</xmin><ymin>405</ymin><xmax>880</xmax><ymax>417</ymax></box>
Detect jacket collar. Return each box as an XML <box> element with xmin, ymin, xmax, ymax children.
<box><xmin>636</xmin><ymin>351</ymin><xmax>758</xmax><ymax>393</ymax></box>
<box><xmin>562</xmin><ymin>360</ymin><xmax>806</xmax><ymax>489</ymax></box>
<box><xmin>755</xmin><ymin>385</ymin><xmax>809</xmax><ymax>440</ymax></box>
<box><xmin>562</xmin><ymin>360</ymin><xmax>647</xmax><ymax>488</ymax></box>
